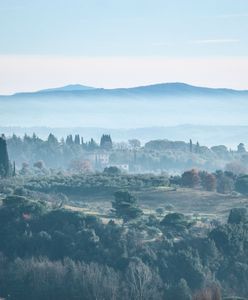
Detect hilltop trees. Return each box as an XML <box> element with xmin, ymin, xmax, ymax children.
<box><xmin>237</xmin><ymin>143</ymin><xmax>246</xmax><ymax>153</ymax></box>
<box><xmin>190</xmin><ymin>139</ymin><xmax>193</xmax><ymax>153</ymax></box>
<box><xmin>5</xmin><ymin>132</ymin><xmax>248</xmax><ymax>174</ymax></box>
<box><xmin>0</xmin><ymin>135</ymin><xmax>10</xmax><ymax>178</ymax></box>
<box><xmin>100</xmin><ymin>134</ymin><xmax>113</xmax><ymax>150</ymax></box>
<box><xmin>74</xmin><ymin>134</ymin><xmax>80</xmax><ymax>145</ymax></box>
<box><xmin>47</xmin><ymin>133</ymin><xmax>59</xmax><ymax>146</ymax></box>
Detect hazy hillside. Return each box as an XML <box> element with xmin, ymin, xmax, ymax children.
<box><xmin>36</xmin><ymin>84</ymin><xmax>95</xmax><ymax>93</ymax></box>
<box><xmin>1</xmin><ymin>83</ymin><xmax>248</xmax><ymax>129</ymax></box>
<box><xmin>10</xmin><ymin>82</ymin><xmax>248</xmax><ymax>98</ymax></box>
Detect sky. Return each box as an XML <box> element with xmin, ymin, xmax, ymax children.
<box><xmin>0</xmin><ymin>0</ymin><xmax>248</xmax><ymax>94</ymax></box>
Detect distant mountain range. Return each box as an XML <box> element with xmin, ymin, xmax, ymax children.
<box><xmin>1</xmin><ymin>82</ymin><xmax>248</xmax><ymax>98</ymax></box>
<box><xmin>1</xmin><ymin>82</ymin><xmax>248</xmax><ymax>130</ymax></box>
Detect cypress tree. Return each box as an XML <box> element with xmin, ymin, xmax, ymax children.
<box><xmin>66</xmin><ymin>134</ymin><xmax>73</xmax><ymax>145</ymax></box>
<box><xmin>100</xmin><ymin>134</ymin><xmax>113</xmax><ymax>150</ymax></box>
<box><xmin>196</xmin><ymin>141</ymin><xmax>200</xmax><ymax>153</ymax></box>
<box><xmin>189</xmin><ymin>139</ymin><xmax>193</xmax><ymax>153</ymax></box>
<box><xmin>74</xmin><ymin>134</ymin><xmax>80</xmax><ymax>145</ymax></box>
<box><xmin>0</xmin><ymin>135</ymin><xmax>10</xmax><ymax>177</ymax></box>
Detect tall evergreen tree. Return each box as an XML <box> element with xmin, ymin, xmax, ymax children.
<box><xmin>74</xmin><ymin>134</ymin><xmax>80</xmax><ymax>145</ymax></box>
<box><xmin>100</xmin><ymin>134</ymin><xmax>113</xmax><ymax>150</ymax></box>
<box><xmin>47</xmin><ymin>133</ymin><xmax>59</xmax><ymax>145</ymax></box>
<box><xmin>237</xmin><ymin>142</ymin><xmax>246</xmax><ymax>153</ymax></box>
<box><xmin>66</xmin><ymin>135</ymin><xmax>74</xmax><ymax>145</ymax></box>
<box><xmin>0</xmin><ymin>135</ymin><xmax>10</xmax><ymax>178</ymax></box>
<box><xmin>189</xmin><ymin>139</ymin><xmax>193</xmax><ymax>153</ymax></box>
<box><xmin>195</xmin><ymin>141</ymin><xmax>200</xmax><ymax>153</ymax></box>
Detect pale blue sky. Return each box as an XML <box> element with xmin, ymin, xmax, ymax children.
<box><xmin>0</xmin><ymin>0</ymin><xmax>248</xmax><ymax>93</ymax></box>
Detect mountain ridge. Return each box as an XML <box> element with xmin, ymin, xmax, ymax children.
<box><xmin>36</xmin><ymin>84</ymin><xmax>95</xmax><ymax>93</ymax></box>
<box><xmin>2</xmin><ymin>82</ymin><xmax>248</xmax><ymax>98</ymax></box>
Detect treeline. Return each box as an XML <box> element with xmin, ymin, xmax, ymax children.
<box><xmin>5</xmin><ymin>169</ymin><xmax>248</xmax><ymax>198</ymax></box>
<box><xmin>0</xmin><ymin>257</ymin><xmax>223</xmax><ymax>300</ymax></box>
<box><xmin>2</xmin><ymin>169</ymin><xmax>248</xmax><ymax>205</ymax></box>
<box><xmin>0</xmin><ymin>195</ymin><xmax>247</xmax><ymax>299</ymax></box>
<box><xmin>23</xmin><ymin>172</ymin><xmax>170</xmax><ymax>195</ymax></box>
<box><xmin>3</xmin><ymin>132</ymin><xmax>248</xmax><ymax>173</ymax></box>
<box><xmin>5</xmin><ymin>133</ymin><xmax>112</xmax><ymax>170</ymax></box>
<box><xmin>172</xmin><ymin>169</ymin><xmax>248</xmax><ymax>195</ymax></box>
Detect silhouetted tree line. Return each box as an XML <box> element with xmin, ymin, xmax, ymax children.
<box><xmin>6</xmin><ymin>133</ymin><xmax>113</xmax><ymax>170</ymax></box>
<box><xmin>19</xmin><ymin>172</ymin><xmax>169</xmax><ymax>198</ymax></box>
<box><xmin>4</xmin><ymin>132</ymin><xmax>248</xmax><ymax>173</ymax></box>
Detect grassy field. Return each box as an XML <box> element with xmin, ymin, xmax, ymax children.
<box><xmin>138</xmin><ymin>188</ymin><xmax>248</xmax><ymax>220</ymax></box>
<box><xmin>64</xmin><ymin>187</ymin><xmax>248</xmax><ymax>222</ymax></box>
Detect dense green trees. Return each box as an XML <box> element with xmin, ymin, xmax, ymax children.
<box><xmin>228</xmin><ymin>208</ymin><xmax>248</xmax><ymax>224</ymax></box>
<box><xmin>112</xmin><ymin>191</ymin><xmax>143</xmax><ymax>222</ymax></box>
<box><xmin>3</xmin><ymin>131</ymin><xmax>248</xmax><ymax>298</ymax></box>
<box><xmin>0</xmin><ymin>193</ymin><xmax>248</xmax><ymax>298</ymax></box>
<box><xmin>22</xmin><ymin>173</ymin><xmax>170</xmax><ymax>195</ymax></box>
<box><xmin>215</xmin><ymin>171</ymin><xmax>235</xmax><ymax>194</ymax></box>
<box><xmin>160</xmin><ymin>212</ymin><xmax>191</xmax><ymax>230</ymax></box>
<box><xmin>103</xmin><ymin>166</ymin><xmax>122</xmax><ymax>175</ymax></box>
<box><xmin>175</xmin><ymin>169</ymin><xmax>236</xmax><ymax>194</ymax></box>
<box><xmin>181</xmin><ymin>169</ymin><xmax>201</xmax><ymax>188</ymax></box>
<box><xmin>235</xmin><ymin>175</ymin><xmax>248</xmax><ymax>195</ymax></box>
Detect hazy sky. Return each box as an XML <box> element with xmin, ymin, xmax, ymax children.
<box><xmin>0</xmin><ymin>0</ymin><xmax>248</xmax><ymax>94</ymax></box>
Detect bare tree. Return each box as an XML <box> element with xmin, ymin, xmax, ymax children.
<box><xmin>193</xmin><ymin>283</ymin><xmax>221</xmax><ymax>300</ymax></box>
<box><xmin>126</xmin><ymin>259</ymin><xmax>162</xmax><ymax>300</ymax></box>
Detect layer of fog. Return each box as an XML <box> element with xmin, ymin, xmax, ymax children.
<box><xmin>0</xmin><ymin>95</ymin><xmax>248</xmax><ymax>128</ymax></box>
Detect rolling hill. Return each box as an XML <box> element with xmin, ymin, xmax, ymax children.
<box><xmin>0</xmin><ymin>83</ymin><xmax>248</xmax><ymax>131</ymax></box>
<box><xmin>4</xmin><ymin>82</ymin><xmax>248</xmax><ymax>99</ymax></box>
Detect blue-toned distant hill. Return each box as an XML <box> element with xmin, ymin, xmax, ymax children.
<box><xmin>36</xmin><ymin>84</ymin><xmax>95</xmax><ymax>93</ymax></box>
<box><xmin>5</xmin><ymin>82</ymin><xmax>248</xmax><ymax>98</ymax></box>
<box><xmin>0</xmin><ymin>82</ymin><xmax>248</xmax><ymax>129</ymax></box>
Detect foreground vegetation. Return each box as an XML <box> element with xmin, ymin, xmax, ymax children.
<box><xmin>1</xmin><ymin>172</ymin><xmax>248</xmax><ymax>299</ymax></box>
<box><xmin>1</xmin><ymin>134</ymin><xmax>248</xmax><ymax>299</ymax></box>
